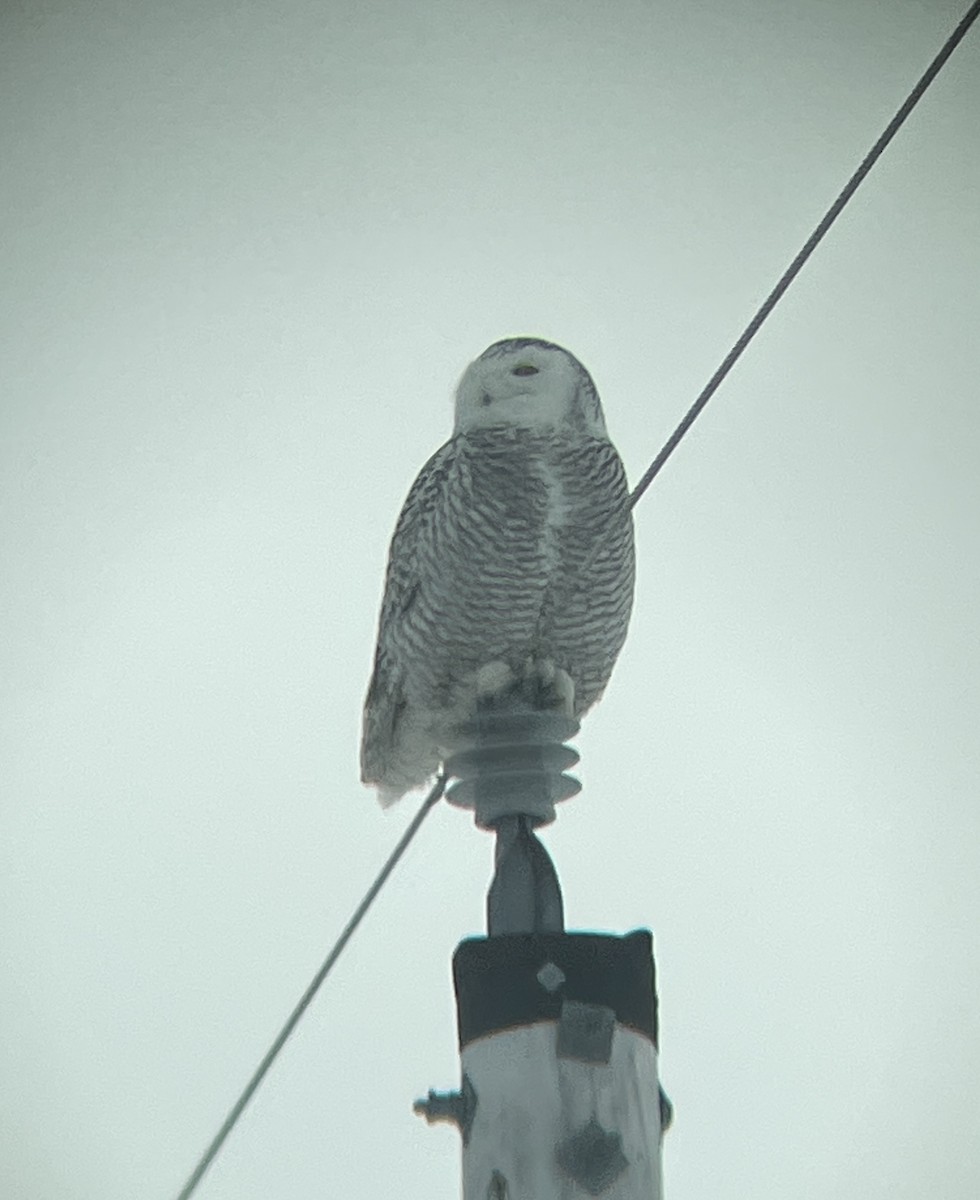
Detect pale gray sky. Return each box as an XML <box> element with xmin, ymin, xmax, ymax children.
<box><xmin>2</xmin><ymin>2</ymin><xmax>979</xmax><ymax>1198</ymax></box>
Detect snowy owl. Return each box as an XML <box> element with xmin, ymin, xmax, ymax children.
<box><xmin>361</xmin><ymin>337</ymin><xmax>635</xmax><ymax>804</ymax></box>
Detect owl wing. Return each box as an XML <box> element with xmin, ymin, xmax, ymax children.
<box><xmin>360</xmin><ymin>439</ymin><xmax>457</xmax><ymax>791</ymax></box>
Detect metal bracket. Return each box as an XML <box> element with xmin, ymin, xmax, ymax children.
<box><xmin>556</xmin><ymin>1000</ymin><xmax>616</xmax><ymax>1064</ymax></box>
<box><xmin>486</xmin><ymin>815</ymin><xmax>564</xmax><ymax>935</ymax></box>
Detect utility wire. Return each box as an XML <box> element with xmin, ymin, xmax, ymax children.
<box><xmin>628</xmin><ymin>0</ymin><xmax>980</xmax><ymax>510</ymax></box>
<box><xmin>174</xmin><ymin>775</ymin><xmax>447</xmax><ymax>1200</ymax></box>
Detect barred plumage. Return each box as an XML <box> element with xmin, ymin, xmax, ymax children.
<box><xmin>361</xmin><ymin>338</ymin><xmax>635</xmax><ymax>804</ymax></box>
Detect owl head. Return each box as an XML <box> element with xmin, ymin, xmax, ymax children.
<box><xmin>453</xmin><ymin>337</ymin><xmax>608</xmax><ymax>438</ymax></box>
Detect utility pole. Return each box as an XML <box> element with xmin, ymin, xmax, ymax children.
<box><xmin>415</xmin><ymin>700</ymin><xmax>670</xmax><ymax>1198</ymax></box>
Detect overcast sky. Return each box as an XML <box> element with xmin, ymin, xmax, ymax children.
<box><xmin>2</xmin><ymin>1</ymin><xmax>979</xmax><ymax>1198</ymax></box>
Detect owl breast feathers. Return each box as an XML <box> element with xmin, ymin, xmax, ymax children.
<box><xmin>361</xmin><ymin>337</ymin><xmax>635</xmax><ymax>804</ymax></box>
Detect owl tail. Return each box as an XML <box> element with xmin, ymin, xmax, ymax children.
<box><xmin>360</xmin><ymin>669</ymin><xmax>439</xmax><ymax>806</ymax></box>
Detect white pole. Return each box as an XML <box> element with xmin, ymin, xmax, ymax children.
<box><xmin>417</xmin><ymin>930</ymin><xmax>667</xmax><ymax>1199</ymax></box>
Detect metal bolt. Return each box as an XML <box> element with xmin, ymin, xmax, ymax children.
<box><xmin>413</xmin><ymin>1074</ymin><xmax>477</xmax><ymax>1144</ymax></box>
<box><xmin>536</xmin><ymin>961</ymin><xmax>566</xmax><ymax>993</ymax></box>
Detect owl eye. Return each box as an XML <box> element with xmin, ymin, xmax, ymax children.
<box><xmin>512</xmin><ymin>364</ymin><xmax>539</xmax><ymax>377</ymax></box>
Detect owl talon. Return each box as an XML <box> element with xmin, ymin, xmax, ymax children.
<box><xmin>472</xmin><ymin>659</ymin><xmax>576</xmax><ymax>715</ymax></box>
<box><xmin>519</xmin><ymin>661</ymin><xmax>574</xmax><ymax>716</ymax></box>
<box><xmin>475</xmin><ymin>661</ymin><xmax>517</xmax><ymax>703</ymax></box>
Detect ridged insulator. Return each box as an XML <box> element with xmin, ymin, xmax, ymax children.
<box><xmin>443</xmin><ymin>707</ymin><xmax>581</xmax><ymax>829</ymax></box>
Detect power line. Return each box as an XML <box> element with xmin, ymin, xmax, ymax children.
<box><xmin>628</xmin><ymin>0</ymin><xmax>980</xmax><ymax>509</ymax></box>
<box><xmin>174</xmin><ymin>775</ymin><xmax>446</xmax><ymax>1200</ymax></box>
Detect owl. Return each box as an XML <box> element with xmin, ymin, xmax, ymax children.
<box><xmin>361</xmin><ymin>337</ymin><xmax>635</xmax><ymax>804</ymax></box>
